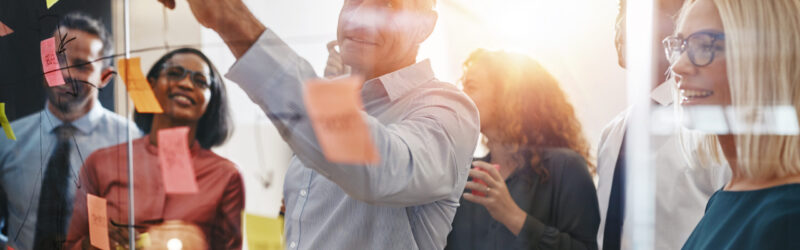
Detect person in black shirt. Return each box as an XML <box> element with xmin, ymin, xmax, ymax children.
<box><xmin>447</xmin><ymin>49</ymin><xmax>600</xmax><ymax>250</ymax></box>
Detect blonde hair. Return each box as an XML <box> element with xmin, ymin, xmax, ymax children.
<box><xmin>677</xmin><ymin>0</ymin><xmax>800</xmax><ymax>180</ymax></box>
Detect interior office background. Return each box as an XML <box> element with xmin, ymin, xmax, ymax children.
<box><xmin>0</xmin><ymin>0</ymin><xmax>625</xmax><ymax>245</ymax></box>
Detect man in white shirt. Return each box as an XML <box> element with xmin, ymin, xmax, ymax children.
<box><xmin>158</xmin><ymin>0</ymin><xmax>480</xmax><ymax>249</ymax></box>
<box><xmin>596</xmin><ymin>0</ymin><xmax>730</xmax><ymax>249</ymax></box>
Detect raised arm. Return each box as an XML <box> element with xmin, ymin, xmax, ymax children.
<box><xmin>224</xmin><ymin>29</ymin><xmax>479</xmax><ymax>206</ymax></box>
<box><xmin>158</xmin><ymin>0</ymin><xmax>264</xmax><ymax>59</ymax></box>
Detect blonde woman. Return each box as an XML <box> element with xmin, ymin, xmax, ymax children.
<box><xmin>445</xmin><ymin>49</ymin><xmax>599</xmax><ymax>250</ymax></box>
<box><xmin>665</xmin><ymin>0</ymin><xmax>800</xmax><ymax>248</ymax></box>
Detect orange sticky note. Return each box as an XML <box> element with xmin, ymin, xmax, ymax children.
<box><xmin>304</xmin><ymin>76</ymin><xmax>380</xmax><ymax>164</ymax></box>
<box><xmin>87</xmin><ymin>194</ymin><xmax>110</xmax><ymax>250</ymax></box>
<box><xmin>117</xmin><ymin>58</ymin><xmax>163</xmax><ymax>113</ymax></box>
<box><xmin>40</xmin><ymin>37</ymin><xmax>66</xmax><ymax>87</ymax></box>
<box><xmin>158</xmin><ymin>126</ymin><xmax>198</xmax><ymax>194</ymax></box>
<box><xmin>0</xmin><ymin>21</ymin><xmax>13</xmax><ymax>37</ymax></box>
<box><xmin>0</xmin><ymin>103</ymin><xmax>16</xmax><ymax>140</ymax></box>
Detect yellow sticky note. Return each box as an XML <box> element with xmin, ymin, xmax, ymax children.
<box><xmin>0</xmin><ymin>103</ymin><xmax>16</xmax><ymax>141</ymax></box>
<box><xmin>46</xmin><ymin>0</ymin><xmax>59</xmax><ymax>9</ymax></box>
<box><xmin>117</xmin><ymin>58</ymin><xmax>163</xmax><ymax>113</ymax></box>
<box><xmin>303</xmin><ymin>76</ymin><xmax>380</xmax><ymax>164</ymax></box>
<box><xmin>244</xmin><ymin>212</ymin><xmax>284</xmax><ymax>250</ymax></box>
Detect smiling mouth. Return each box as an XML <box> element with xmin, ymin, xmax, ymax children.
<box><xmin>680</xmin><ymin>89</ymin><xmax>714</xmax><ymax>102</ymax></box>
<box><xmin>345</xmin><ymin>37</ymin><xmax>378</xmax><ymax>46</ymax></box>
<box><xmin>169</xmin><ymin>93</ymin><xmax>195</xmax><ymax>106</ymax></box>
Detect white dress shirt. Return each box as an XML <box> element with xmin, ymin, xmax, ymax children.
<box><xmin>225</xmin><ymin>29</ymin><xmax>480</xmax><ymax>250</ymax></box>
<box><xmin>595</xmin><ymin>83</ymin><xmax>731</xmax><ymax>249</ymax></box>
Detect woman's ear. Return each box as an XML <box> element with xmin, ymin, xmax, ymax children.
<box><xmin>98</xmin><ymin>67</ymin><xmax>115</xmax><ymax>89</ymax></box>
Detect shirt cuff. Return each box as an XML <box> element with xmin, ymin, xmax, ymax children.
<box><xmin>515</xmin><ymin>214</ymin><xmax>546</xmax><ymax>248</ymax></box>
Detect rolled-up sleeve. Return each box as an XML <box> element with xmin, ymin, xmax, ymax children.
<box><xmin>225</xmin><ymin>29</ymin><xmax>479</xmax><ymax>207</ymax></box>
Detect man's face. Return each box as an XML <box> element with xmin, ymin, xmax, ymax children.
<box><xmin>45</xmin><ymin>27</ymin><xmax>107</xmax><ymax>114</ymax></box>
<box><xmin>336</xmin><ymin>0</ymin><xmax>435</xmax><ymax>77</ymax></box>
<box><xmin>615</xmin><ymin>0</ymin><xmax>684</xmax><ymax>86</ymax></box>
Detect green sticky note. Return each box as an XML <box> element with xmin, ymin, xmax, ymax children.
<box><xmin>244</xmin><ymin>212</ymin><xmax>284</xmax><ymax>250</ymax></box>
<box><xmin>46</xmin><ymin>0</ymin><xmax>59</xmax><ymax>9</ymax></box>
<box><xmin>0</xmin><ymin>103</ymin><xmax>16</xmax><ymax>140</ymax></box>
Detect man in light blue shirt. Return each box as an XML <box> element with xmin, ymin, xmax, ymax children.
<box><xmin>160</xmin><ymin>0</ymin><xmax>480</xmax><ymax>249</ymax></box>
<box><xmin>0</xmin><ymin>13</ymin><xmax>142</xmax><ymax>249</ymax></box>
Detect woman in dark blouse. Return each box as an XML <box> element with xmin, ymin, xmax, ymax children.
<box><xmin>666</xmin><ymin>0</ymin><xmax>800</xmax><ymax>249</ymax></box>
<box><xmin>446</xmin><ymin>49</ymin><xmax>600</xmax><ymax>250</ymax></box>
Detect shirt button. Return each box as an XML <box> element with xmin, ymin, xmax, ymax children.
<box><xmin>300</xmin><ymin>189</ymin><xmax>307</xmax><ymax>197</ymax></box>
<box><xmin>290</xmin><ymin>241</ymin><xmax>297</xmax><ymax>248</ymax></box>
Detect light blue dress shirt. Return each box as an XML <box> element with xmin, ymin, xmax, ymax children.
<box><xmin>225</xmin><ymin>29</ymin><xmax>480</xmax><ymax>250</ymax></box>
<box><xmin>0</xmin><ymin>101</ymin><xmax>142</xmax><ymax>250</ymax></box>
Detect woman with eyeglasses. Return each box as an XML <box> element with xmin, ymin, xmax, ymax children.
<box><xmin>664</xmin><ymin>0</ymin><xmax>800</xmax><ymax>249</ymax></box>
<box><xmin>65</xmin><ymin>48</ymin><xmax>243</xmax><ymax>250</ymax></box>
<box><xmin>445</xmin><ymin>49</ymin><xmax>599</xmax><ymax>250</ymax></box>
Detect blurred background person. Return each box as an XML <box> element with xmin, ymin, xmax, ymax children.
<box><xmin>0</xmin><ymin>13</ymin><xmax>142</xmax><ymax>250</ymax></box>
<box><xmin>595</xmin><ymin>0</ymin><xmax>730</xmax><ymax>249</ymax></box>
<box><xmin>65</xmin><ymin>48</ymin><xmax>244</xmax><ymax>250</ymax></box>
<box><xmin>446</xmin><ymin>49</ymin><xmax>599</xmax><ymax>250</ymax></box>
<box><xmin>666</xmin><ymin>0</ymin><xmax>800</xmax><ymax>248</ymax></box>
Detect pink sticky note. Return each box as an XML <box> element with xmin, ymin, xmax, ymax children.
<box><xmin>158</xmin><ymin>126</ymin><xmax>198</xmax><ymax>194</ymax></box>
<box><xmin>40</xmin><ymin>37</ymin><xmax>65</xmax><ymax>86</ymax></box>
<box><xmin>0</xmin><ymin>21</ymin><xmax>13</xmax><ymax>37</ymax></box>
<box><xmin>87</xmin><ymin>194</ymin><xmax>110</xmax><ymax>250</ymax></box>
<box><xmin>304</xmin><ymin>76</ymin><xmax>380</xmax><ymax>164</ymax></box>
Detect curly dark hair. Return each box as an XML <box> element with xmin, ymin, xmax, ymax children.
<box><xmin>463</xmin><ymin>49</ymin><xmax>595</xmax><ymax>181</ymax></box>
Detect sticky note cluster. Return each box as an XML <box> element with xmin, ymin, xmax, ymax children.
<box><xmin>158</xmin><ymin>126</ymin><xmax>198</xmax><ymax>194</ymax></box>
<box><xmin>303</xmin><ymin>76</ymin><xmax>380</xmax><ymax>165</ymax></box>
<box><xmin>87</xmin><ymin>194</ymin><xmax>110</xmax><ymax>250</ymax></box>
<box><xmin>244</xmin><ymin>212</ymin><xmax>284</xmax><ymax>250</ymax></box>
<box><xmin>117</xmin><ymin>57</ymin><xmax>163</xmax><ymax>113</ymax></box>
<box><xmin>0</xmin><ymin>103</ymin><xmax>15</xmax><ymax>141</ymax></box>
<box><xmin>40</xmin><ymin>37</ymin><xmax>66</xmax><ymax>87</ymax></box>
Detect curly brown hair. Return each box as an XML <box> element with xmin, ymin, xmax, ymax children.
<box><xmin>463</xmin><ymin>49</ymin><xmax>595</xmax><ymax>181</ymax></box>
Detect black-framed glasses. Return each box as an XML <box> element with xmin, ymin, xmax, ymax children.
<box><xmin>161</xmin><ymin>65</ymin><xmax>210</xmax><ymax>88</ymax></box>
<box><xmin>662</xmin><ymin>31</ymin><xmax>725</xmax><ymax>67</ymax></box>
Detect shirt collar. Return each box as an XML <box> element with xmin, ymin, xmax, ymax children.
<box><xmin>43</xmin><ymin>99</ymin><xmax>106</xmax><ymax>135</ymax></box>
<box><xmin>364</xmin><ymin>59</ymin><xmax>436</xmax><ymax>102</ymax></box>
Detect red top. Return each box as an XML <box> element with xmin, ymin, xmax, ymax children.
<box><xmin>65</xmin><ymin>137</ymin><xmax>245</xmax><ymax>250</ymax></box>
